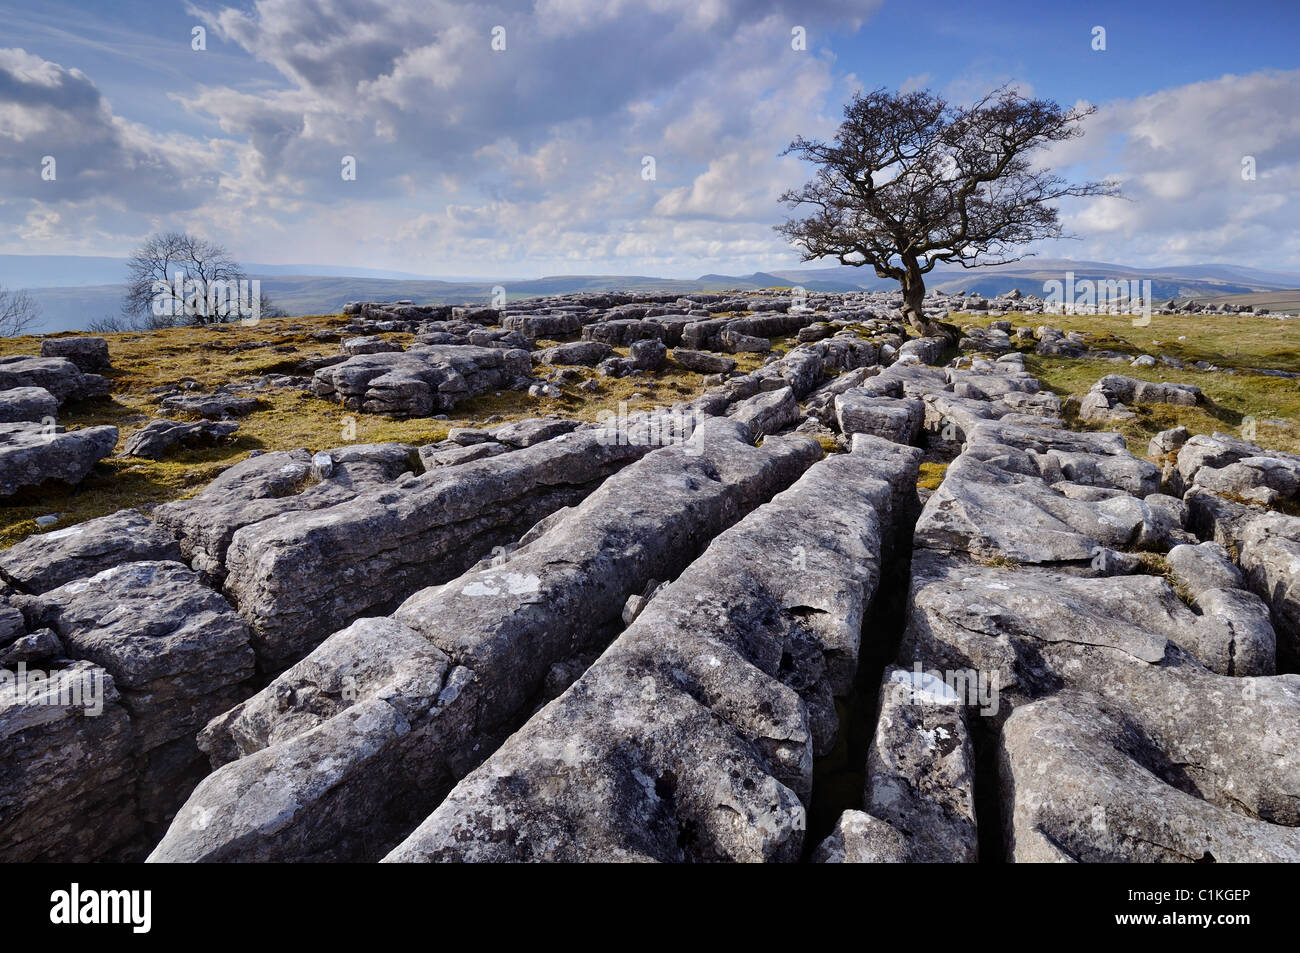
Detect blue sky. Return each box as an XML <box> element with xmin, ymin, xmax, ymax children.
<box><xmin>1</xmin><ymin>0</ymin><xmax>1298</xmax><ymax>278</ymax></box>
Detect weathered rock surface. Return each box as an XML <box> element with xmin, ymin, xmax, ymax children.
<box><xmin>0</xmin><ymin>386</ymin><xmax>58</xmax><ymax>424</ymax></box>
<box><xmin>1080</xmin><ymin>374</ymin><xmax>1202</xmax><ymax>423</ymax></box>
<box><xmin>40</xmin><ymin>336</ymin><xmax>111</xmax><ymax>372</ymax></box>
<box><xmin>310</xmin><ymin>345</ymin><xmax>531</xmax><ymax>416</ymax></box>
<box><xmin>8</xmin><ymin>289</ymin><xmax>1299</xmax><ymax>866</ymax></box>
<box><xmin>897</xmin><ymin>419</ymin><xmax>1300</xmax><ymax>860</ymax></box>
<box><xmin>533</xmin><ymin>341</ymin><xmax>611</xmax><ymax>366</ymax></box>
<box><xmin>0</xmin><ymin>509</ymin><xmax>181</xmax><ymax>594</ymax></box>
<box><xmin>813</xmin><ymin>810</ymin><xmax>912</xmax><ymax>863</ymax></box>
<box><xmin>728</xmin><ymin>386</ymin><xmax>799</xmax><ymax>438</ymax></box>
<box><xmin>835</xmin><ymin>392</ymin><xmax>924</xmax><ymax>445</ymax></box>
<box><xmin>17</xmin><ymin>561</ymin><xmax>255</xmax><ymax>829</ymax></box>
<box><xmin>220</xmin><ymin>430</ymin><xmax>651</xmax><ymax>670</ymax></box>
<box><xmin>122</xmin><ymin>418</ymin><xmax>239</xmax><ymax>459</ymax></box>
<box><xmin>382</xmin><ymin>445</ymin><xmax>919</xmax><ymax>862</ymax></box>
<box><xmin>150</xmin><ymin>420</ymin><xmax>822</xmax><ymax>862</ymax></box>
<box><xmin>672</xmin><ymin>348</ymin><xmax>736</xmax><ymax>374</ymax></box>
<box><xmin>0</xmin><ymin>661</ymin><xmax>140</xmax><ymax>862</ymax></box>
<box><xmin>1001</xmin><ymin>689</ymin><xmax>1300</xmax><ymax>862</ymax></box>
<box><xmin>154</xmin><ymin>443</ymin><xmax>416</xmax><ymax>586</ymax></box>
<box><xmin>339</xmin><ymin>335</ymin><xmax>402</xmax><ymax>356</ymax></box>
<box><xmin>854</xmin><ymin>665</ymin><xmax>978</xmax><ymax>862</ymax></box>
<box><xmin>0</xmin><ymin>422</ymin><xmax>118</xmax><ymax>498</ymax></box>
<box><xmin>0</xmin><ymin>355</ymin><xmax>110</xmax><ymax>405</ymax></box>
<box><xmin>159</xmin><ymin>390</ymin><xmax>259</xmax><ymax>418</ymax></box>
<box><xmin>417</xmin><ymin>441</ymin><xmax>508</xmax><ymax>469</ymax></box>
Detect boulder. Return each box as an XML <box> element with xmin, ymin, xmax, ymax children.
<box><xmin>0</xmin><ymin>509</ymin><xmax>181</xmax><ymax>594</ymax></box>
<box><xmin>310</xmin><ymin>345</ymin><xmax>531</xmax><ymax>416</ymax></box>
<box><xmin>534</xmin><ymin>341</ymin><xmax>611</xmax><ymax>366</ymax></box>
<box><xmin>0</xmin><ymin>386</ymin><xmax>58</xmax><ymax>424</ymax></box>
<box><xmin>339</xmin><ymin>335</ymin><xmax>402</xmax><ymax>356</ymax></box>
<box><xmin>0</xmin><ymin>422</ymin><xmax>118</xmax><ymax>498</ymax></box>
<box><xmin>835</xmin><ymin>392</ymin><xmax>923</xmax><ymax>445</ymax></box>
<box><xmin>502</xmin><ymin>313</ymin><xmax>582</xmax><ymax>337</ymax></box>
<box><xmin>0</xmin><ymin>356</ymin><xmax>109</xmax><ymax>405</ymax></box>
<box><xmin>40</xmin><ymin>336</ymin><xmax>111</xmax><ymax>372</ymax></box>
<box><xmin>728</xmin><ymin>386</ymin><xmax>799</xmax><ymax>438</ymax></box>
<box><xmin>159</xmin><ymin>390</ymin><xmax>259</xmax><ymax>418</ymax></box>
<box><xmin>121</xmin><ymin>419</ymin><xmax>239</xmax><ymax>459</ymax></box>
<box><xmin>672</xmin><ymin>348</ymin><xmax>736</xmax><ymax>374</ymax></box>
<box><xmin>488</xmin><ymin>417</ymin><xmax>581</xmax><ymax>447</ymax></box>
<box><xmin>629</xmin><ymin>338</ymin><xmax>667</xmax><ymax>371</ymax></box>
<box><xmin>719</xmin><ymin>329</ymin><xmax>771</xmax><ymax>354</ymax></box>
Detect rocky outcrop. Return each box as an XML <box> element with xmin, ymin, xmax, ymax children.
<box><xmin>39</xmin><ymin>336</ymin><xmax>111</xmax><ymax>372</ymax></box>
<box><xmin>310</xmin><ymin>345</ymin><xmax>531</xmax><ymax>416</ymax></box>
<box><xmin>154</xmin><ymin>443</ymin><xmax>417</xmax><ymax>586</ymax></box>
<box><xmin>672</xmin><ymin>348</ymin><xmax>736</xmax><ymax>374</ymax></box>
<box><xmin>835</xmin><ymin>393</ymin><xmax>924</xmax><ymax>445</ymax></box>
<box><xmin>159</xmin><ymin>390</ymin><xmax>259</xmax><ymax>418</ymax></box>
<box><xmin>149</xmin><ymin>420</ymin><xmax>822</xmax><ymax>862</ymax></box>
<box><xmin>1</xmin><ymin>661</ymin><xmax>140</xmax><ymax>862</ymax></box>
<box><xmin>16</xmin><ymin>562</ymin><xmax>256</xmax><ymax>827</ymax></box>
<box><xmin>122</xmin><ymin>418</ymin><xmax>239</xmax><ymax>459</ymax></box>
<box><xmin>219</xmin><ymin>429</ymin><xmax>650</xmax><ymax>670</ymax></box>
<box><xmin>0</xmin><ymin>386</ymin><xmax>58</xmax><ymax>423</ymax></box>
<box><xmin>0</xmin><ymin>509</ymin><xmax>181</xmax><ymax>593</ymax></box>
<box><xmin>382</xmin><ymin>442</ymin><xmax>920</xmax><ymax>862</ymax></box>
<box><xmin>728</xmin><ymin>386</ymin><xmax>800</xmax><ymax>438</ymax></box>
<box><xmin>0</xmin><ymin>422</ymin><xmax>118</xmax><ymax>498</ymax></box>
<box><xmin>533</xmin><ymin>341</ymin><xmax>611</xmax><ymax>366</ymax></box>
<box><xmin>1079</xmin><ymin>374</ymin><xmax>1202</xmax><ymax>423</ymax></box>
<box><xmin>0</xmin><ymin>355</ymin><xmax>110</xmax><ymax>405</ymax></box>
<box><xmin>7</xmin><ymin>288</ymin><xmax>1298</xmax><ymax>867</ymax></box>
<box><xmin>892</xmin><ymin>416</ymin><xmax>1300</xmax><ymax>862</ymax></box>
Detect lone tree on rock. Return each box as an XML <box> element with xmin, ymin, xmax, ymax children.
<box><xmin>777</xmin><ymin>86</ymin><xmax>1118</xmax><ymax>337</ymax></box>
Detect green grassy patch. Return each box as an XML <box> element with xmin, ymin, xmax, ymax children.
<box><xmin>1</xmin><ymin>316</ymin><xmax>729</xmax><ymax>548</ymax></box>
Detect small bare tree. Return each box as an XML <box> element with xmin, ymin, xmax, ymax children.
<box><xmin>122</xmin><ymin>231</ymin><xmax>277</xmax><ymax>327</ymax></box>
<box><xmin>0</xmin><ymin>285</ymin><xmax>40</xmax><ymax>337</ymax></box>
<box><xmin>777</xmin><ymin>86</ymin><xmax>1118</xmax><ymax>337</ymax></box>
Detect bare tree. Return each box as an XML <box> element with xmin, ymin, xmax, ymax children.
<box><xmin>0</xmin><ymin>285</ymin><xmax>41</xmax><ymax>337</ymax></box>
<box><xmin>777</xmin><ymin>86</ymin><xmax>1119</xmax><ymax>337</ymax></box>
<box><xmin>86</xmin><ymin>313</ymin><xmax>137</xmax><ymax>334</ymax></box>
<box><xmin>122</xmin><ymin>231</ymin><xmax>278</xmax><ymax>327</ymax></box>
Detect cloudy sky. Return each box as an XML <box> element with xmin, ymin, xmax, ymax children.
<box><xmin>1</xmin><ymin>0</ymin><xmax>1298</xmax><ymax>279</ymax></box>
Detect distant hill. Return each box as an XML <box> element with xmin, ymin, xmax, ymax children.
<box><xmin>6</xmin><ymin>254</ymin><xmax>1300</xmax><ymax>334</ymax></box>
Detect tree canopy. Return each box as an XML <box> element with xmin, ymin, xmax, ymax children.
<box><xmin>777</xmin><ymin>86</ymin><xmax>1118</xmax><ymax>336</ymax></box>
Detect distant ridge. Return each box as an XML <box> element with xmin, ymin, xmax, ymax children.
<box><xmin>7</xmin><ymin>254</ymin><xmax>1300</xmax><ymax>334</ymax></box>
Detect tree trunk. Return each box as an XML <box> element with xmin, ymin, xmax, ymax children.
<box><xmin>899</xmin><ymin>257</ymin><xmax>932</xmax><ymax>333</ymax></box>
<box><xmin>899</xmin><ymin>256</ymin><xmax>955</xmax><ymax>342</ymax></box>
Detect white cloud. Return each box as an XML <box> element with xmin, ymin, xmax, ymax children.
<box><xmin>1050</xmin><ymin>70</ymin><xmax>1300</xmax><ymax>267</ymax></box>
<box><xmin>2</xmin><ymin>9</ymin><xmax>1297</xmax><ymax>277</ymax></box>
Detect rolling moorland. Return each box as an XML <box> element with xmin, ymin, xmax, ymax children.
<box><xmin>7</xmin><ymin>254</ymin><xmax>1300</xmax><ymax>334</ymax></box>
